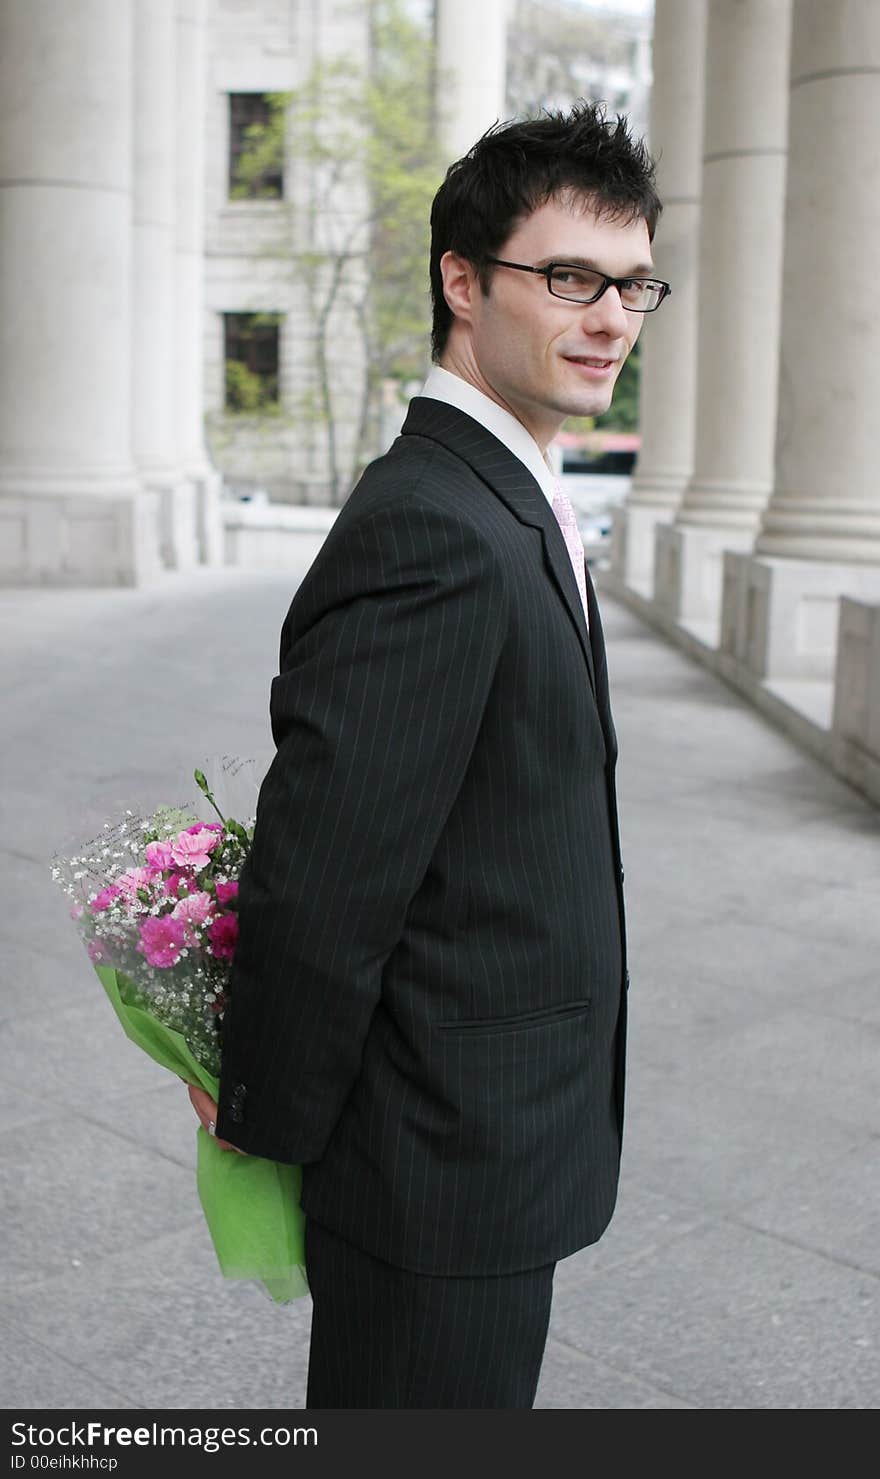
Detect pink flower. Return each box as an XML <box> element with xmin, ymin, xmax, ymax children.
<box><xmin>208</xmin><ymin>911</ymin><xmax>238</xmax><ymax>961</ymax></box>
<box><xmin>145</xmin><ymin>839</ymin><xmax>174</xmax><ymax>870</ymax></box>
<box><xmin>69</xmin><ymin>903</ymin><xmax>85</xmax><ymax>920</ymax></box>
<box><xmin>137</xmin><ymin>915</ymin><xmax>188</xmax><ymax>968</ymax></box>
<box><xmin>169</xmin><ymin>827</ymin><xmax>222</xmax><ymax>871</ymax></box>
<box><xmin>164</xmin><ymin>870</ymin><xmax>189</xmax><ymax>898</ymax></box>
<box><xmin>214</xmin><ymin>880</ymin><xmax>239</xmax><ymax>907</ymax></box>
<box><xmin>185</xmin><ymin>822</ymin><xmax>224</xmax><ymax>835</ymax></box>
<box><xmin>87</xmin><ymin>937</ymin><xmax>112</xmax><ymax>964</ymax></box>
<box><xmin>172</xmin><ymin>890</ymin><xmax>216</xmax><ymax>928</ymax></box>
<box><xmin>116</xmin><ymin>867</ymin><xmax>155</xmax><ymax>898</ymax></box>
<box><xmin>91</xmin><ymin>885</ymin><xmax>121</xmax><ymax>912</ymax></box>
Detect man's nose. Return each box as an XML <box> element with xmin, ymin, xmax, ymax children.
<box><xmin>582</xmin><ymin>283</ymin><xmax>629</xmax><ymax>338</ymax></box>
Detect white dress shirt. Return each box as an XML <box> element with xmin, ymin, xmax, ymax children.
<box><xmin>419</xmin><ymin>364</ymin><xmax>558</xmax><ymax>508</ymax></box>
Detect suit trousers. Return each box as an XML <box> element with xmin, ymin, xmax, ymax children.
<box><xmin>304</xmin><ymin>1217</ymin><xmax>556</xmax><ymax>1408</ymax></box>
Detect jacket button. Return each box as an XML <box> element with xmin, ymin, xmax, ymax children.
<box><xmin>619</xmin><ymin>865</ymin><xmax>625</xmax><ymax>883</ymax></box>
<box><xmin>229</xmin><ymin>1108</ymin><xmax>244</xmax><ymax>1124</ymax></box>
<box><xmin>625</xmin><ymin>970</ymin><xmax>630</xmax><ymax>989</ymax></box>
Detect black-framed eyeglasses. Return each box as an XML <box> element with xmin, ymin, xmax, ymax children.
<box><xmin>484</xmin><ymin>256</ymin><xmax>671</xmax><ymax>312</ymax></box>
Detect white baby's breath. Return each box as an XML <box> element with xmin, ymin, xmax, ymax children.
<box><xmin>50</xmin><ymin>778</ymin><xmax>252</xmax><ymax>1078</ymax></box>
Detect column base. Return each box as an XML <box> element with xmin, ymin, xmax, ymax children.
<box><xmin>192</xmin><ymin>466</ymin><xmax>225</xmax><ymax>567</ymax></box>
<box><xmin>654</xmin><ymin>522</ymin><xmax>756</xmax><ymax>629</ymax></box>
<box><xmin>143</xmin><ymin>472</ymin><xmax>200</xmax><ymax>571</ymax></box>
<box><xmin>0</xmin><ymin>487</ymin><xmax>162</xmax><ymax>587</ymax></box>
<box><xmin>720</xmin><ymin>553</ymin><xmax>880</xmax><ymax>681</ymax></box>
<box><xmin>609</xmin><ymin>502</ymin><xmax>676</xmax><ymax>595</ymax></box>
<box><xmin>830</xmin><ymin>599</ymin><xmax>880</xmax><ymax>806</ymax></box>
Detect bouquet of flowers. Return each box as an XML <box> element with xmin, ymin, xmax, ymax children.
<box><xmin>51</xmin><ymin>758</ymin><xmax>308</xmax><ymax>1305</ymax></box>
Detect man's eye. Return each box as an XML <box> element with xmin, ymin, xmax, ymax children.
<box><xmin>552</xmin><ymin>268</ymin><xmax>594</xmax><ymax>287</ymax></box>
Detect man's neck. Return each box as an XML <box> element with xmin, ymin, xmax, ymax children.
<box><xmin>436</xmin><ymin>353</ymin><xmax>559</xmax><ymax>454</ymax></box>
<box><xmin>421</xmin><ymin>365</ymin><xmax>562</xmax><ymax>509</ymax></box>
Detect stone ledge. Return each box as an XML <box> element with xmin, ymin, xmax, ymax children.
<box><xmin>598</xmin><ymin>568</ymin><xmax>879</xmax><ymax>810</ymax></box>
<box><xmin>220</xmin><ymin>497</ymin><xmax>338</xmax><ymax>571</ymax></box>
<box><xmin>220</xmin><ymin>498</ymin><xmax>339</xmax><ymax>533</ymax></box>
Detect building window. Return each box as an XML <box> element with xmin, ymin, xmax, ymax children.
<box><xmin>224</xmin><ymin>312</ymin><xmax>282</xmax><ymax>412</ymax></box>
<box><xmin>228</xmin><ymin>93</ymin><xmax>284</xmax><ymax>199</ymax></box>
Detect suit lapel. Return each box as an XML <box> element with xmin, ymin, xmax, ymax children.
<box><xmin>584</xmin><ymin>562</ymin><xmax>617</xmax><ymax>762</ymax></box>
<box><xmin>401</xmin><ymin>398</ymin><xmax>597</xmax><ymax>697</ymax></box>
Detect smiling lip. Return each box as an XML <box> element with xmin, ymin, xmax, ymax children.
<box><xmin>564</xmin><ymin>355</ymin><xmax>617</xmax><ymax>376</ymax></box>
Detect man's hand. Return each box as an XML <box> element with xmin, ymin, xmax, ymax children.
<box><xmin>187</xmin><ymin>1083</ymin><xmax>247</xmax><ymax>1154</ymax></box>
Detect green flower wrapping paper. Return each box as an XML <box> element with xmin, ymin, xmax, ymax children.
<box><xmin>96</xmin><ymin>964</ymin><xmax>308</xmax><ymax>1304</ymax></box>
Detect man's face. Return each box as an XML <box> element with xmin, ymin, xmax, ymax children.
<box><xmin>440</xmin><ymin>194</ymin><xmax>653</xmax><ymax>448</ymax></box>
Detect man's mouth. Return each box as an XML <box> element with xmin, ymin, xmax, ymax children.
<box><xmin>564</xmin><ymin>355</ymin><xmax>617</xmax><ymax>376</ymax></box>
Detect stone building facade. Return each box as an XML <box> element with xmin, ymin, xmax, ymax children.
<box><xmin>202</xmin><ymin>0</ymin><xmax>372</xmax><ymax>505</ymax></box>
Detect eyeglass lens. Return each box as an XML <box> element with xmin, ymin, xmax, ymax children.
<box><xmin>549</xmin><ymin>265</ymin><xmax>664</xmax><ymax>310</ymax></box>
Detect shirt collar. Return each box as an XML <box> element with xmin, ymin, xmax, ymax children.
<box><xmin>419</xmin><ymin>365</ymin><xmax>558</xmax><ymax>507</ymax></box>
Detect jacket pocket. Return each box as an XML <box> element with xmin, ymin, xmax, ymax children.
<box><xmin>434</xmin><ymin>998</ymin><xmax>591</xmax><ymax>1036</ymax></box>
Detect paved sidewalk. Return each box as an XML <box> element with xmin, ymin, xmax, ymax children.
<box><xmin>0</xmin><ymin>563</ymin><xmax>877</xmax><ymax>1410</ymax></box>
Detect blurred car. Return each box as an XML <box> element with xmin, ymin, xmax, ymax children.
<box><xmin>554</xmin><ymin>431</ymin><xmax>637</xmax><ymax>564</ymax></box>
<box><xmin>562</xmin><ymin>448</ymin><xmax>637</xmax><ymax>478</ymax></box>
<box><xmin>223</xmin><ymin>480</ymin><xmax>269</xmax><ymax>505</ymax></box>
<box><xmin>579</xmin><ymin>510</ymin><xmax>615</xmax><ymax>565</ymax></box>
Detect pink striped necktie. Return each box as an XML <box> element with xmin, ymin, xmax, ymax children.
<box><xmin>551</xmin><ymin>483</ymin><xmax>590</xmax><ymax>631</ymax></box>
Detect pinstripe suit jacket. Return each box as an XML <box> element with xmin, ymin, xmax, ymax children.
<box><xmin>216</xmin><ymin>397</ymin><xmax>629</xmax><ymax>1276</ymax></box>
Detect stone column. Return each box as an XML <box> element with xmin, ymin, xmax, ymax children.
<box><xmin>724</xmin><ymin>0</ymin><xmax>880</xmax><ymax>681</ymax></box>
<box><xmin>435</xmin><ymin>0</ymin><xmax>508</xmax><ymax>164</ymax></box>
<box><xmin>0</xmin><ymin>0</ymin><xmax>161</xmax><ymax>585</ymax></box>
<box><xmin>654</xmin><ymin>0</ymin><xmax>791</xmax><ymax>631</ymax></box>
<box><xmin>610</xmin><ymin>0</ymin><xmax>707</xmax><ymax>594</ymax></box>
<box><xmin>134</xmin><ymin>0</ymin><xmax>196</xmax><ymax>569</ymax></box>
<box><xmin>175</xmin><ymin>0</ymin><xmax>223</xmax><ymax>564</ymax></box>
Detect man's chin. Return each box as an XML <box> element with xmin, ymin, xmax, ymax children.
<box><xmin>555</xmin><ymin>377</ymin><xmax>617</xmax><ymax>421</ymax></box>
<box><xmin>559</xmin><ymin>393</ymin><xmax>613</xmax><ymax>421</ymax></box>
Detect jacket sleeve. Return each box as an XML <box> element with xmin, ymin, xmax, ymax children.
<box><xmin>215</xmin><ymin>491</ymin><xmax>509</xmax><ymax>1162</ymax></box>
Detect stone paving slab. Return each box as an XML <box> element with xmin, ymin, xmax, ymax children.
<box><xmin>535</xmin><ymin>1337</ymin><xmax>696</xmax><ymax>1408</ymax></box>
<box><xmin>548</xmin><ymin>1217</ymin><xmax>878</xmax><ymax>1409</ymax></box>
<box><xmin>622</xmin><ymin>1061</ymin><xmax>871</xmax><ymax>1219</ymax></box>
<box><xmin>0</xmin><ymin>1322</ymin><xmax>139</xmax><ymax>1411</ymax></box>
<box><xmin>1</xmin><ymin>993</ymin><xmax>170</xmax><ymax>1117</ymax></box>
<box><xmin>0</xmin><ymin>931</ymin><xmax>83</xmax><ymax>1027</ymax></box>
<box><xmin>675</xmin><ymin>1007</ymin><xmax>880</xmax><ymax>1136</ymax></box>
<box><xmin>550</xmin><ymin>1180</ymin><xmax>708</xmax><ymax>1287</ymax></box>
<box><xmin>84</xmin><ymin>1078</ymin><xmax>203</xmax><ymax>1175</ymax></box>
<box><xmin>0</xmin><ymin>1226</ymin><xmax>311</xmax><ymax>1411</ymax></box>
<box><xmin>628</xmin><ymin>912</ymin><xmax>877</xmax><ymax>1014</ymax></box>
<box><xmin>0</xmin><ymin>1081</ymin><xmax>48</xmax><ymax>1138</ymax></box>
<box><xmin>0</xmin><ymin>1113</ymin><xmax>196</xmax><ymax>1293</ymax></box>
<box><xmin>740</xmin><ymin>1139</ymin><xmax>880</xmax><ymax>1280</ymax></box>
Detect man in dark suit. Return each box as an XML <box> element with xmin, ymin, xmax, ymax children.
<box><xmin>190</xmin><ymin>102</ymin><xmax>668</xmax><ymax>1407</ymax></box>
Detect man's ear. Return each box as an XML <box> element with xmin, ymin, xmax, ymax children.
<box><xmin>439</xmin><ymin>250</ymin><xmax>480</xmax><ymax>326</ymax></box>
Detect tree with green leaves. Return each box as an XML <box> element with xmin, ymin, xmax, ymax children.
<box><xmin>595</xmin><ymin>337</ymin><xmax>640</xmax><ymax>432</ymax></box>
<box><xmin>229</xmin><ymin>0</ymin><xmax>445</xmax><ymax>504</ymax></box>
